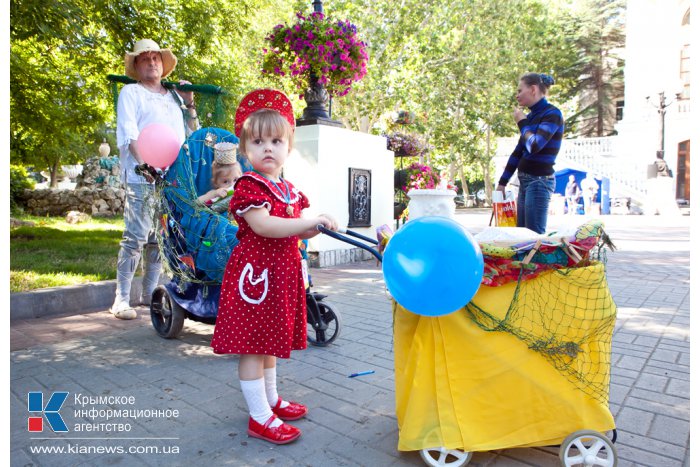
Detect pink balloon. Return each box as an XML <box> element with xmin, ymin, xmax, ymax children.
<box><xmin>136</xmin><ymin>123</ymin><xmax>181</xmax><ymax>169</ymax></box>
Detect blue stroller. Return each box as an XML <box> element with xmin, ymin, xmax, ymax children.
<box><xmin>145</xmin><ymin>127</ymin><xmax>341</xmax><ymax>346</ymax></box>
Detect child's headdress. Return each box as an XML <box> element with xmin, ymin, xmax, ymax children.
<box><xmin>234</xmin><ymin>88</ymin><xmax>295</xmax><ymax>137</ymax></box>
<box><xmin>213</xmin><ymin>142</ymin><xmax>238</xmax><ymax>165</ymax></box>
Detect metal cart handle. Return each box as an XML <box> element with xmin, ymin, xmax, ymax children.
<box><xmin>317</xmin><ymin>225</ymin><xmax>383</xmax><ymax>262</ymax></box>
<box><xmin>337</xmin><ymin>228</ymin><xmax>379</xmax><ymax>246</ymax></box>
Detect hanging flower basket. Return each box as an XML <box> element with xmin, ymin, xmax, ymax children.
<box><xmin>393</xmin><ymin>110</ymin><xmax>416</xmax><ymax>125</ymax></box>
<box><xmin>262</xmin><ymin>11</ymin><xmax>369</xmax><ymax>98</ymax></box>
<box><xmin>386</xmin><ymin>132</ymin><xmax>431</xmax><ymax>158</ymax></box>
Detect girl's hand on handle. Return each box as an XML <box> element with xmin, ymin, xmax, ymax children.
<box><xmin>216</xmin><ymin>187</ymin><xmax>229</xmax><ymax>198</ymax></box>
<box><xmin>317</xmin><ymin>214</ymin><xmax>338</xmax><ymax>231</ymax></box>
<box><xmin>496</xmin><ymin>184</ymin><xmax>506</xmax><ymax>195</ymax></box>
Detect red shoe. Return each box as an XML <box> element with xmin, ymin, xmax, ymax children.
<box><xmin>247</xmin><ymin>415</ymin><xmax>301</xmax><ymax>445</ymax></box>
<box><xmin>271</xmin><ymin>397</ymin><xmax>308</xmax><ymax>421</ymax></box>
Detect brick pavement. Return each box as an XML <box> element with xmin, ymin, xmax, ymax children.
<box><xmin>10</xmin><ymin>212</ymin><xmax>691</xmax><ymax>466</ymax></box>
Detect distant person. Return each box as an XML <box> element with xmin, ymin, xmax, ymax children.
<box><xmin>646</xmin><ymin>152</ymin><xmax>680</xmax><ymax>215</ymax></box>
<box><xmin>496</xmin><ymin>73</ymin><xmax>564</xmax><ymax>233</ymax></box>
<box><xmin>111</xmin><ymin>39</ymin><xmax>199</xmax><ymax>320</ymax></box>
<box><xmin>565</xmin><ymin>174</ymin><xmax>581</xmax><ymax>215</ymax></box>
<box><xmin>580</xmin><ymin>173</ymin><xmax>598</xmax><ymax>215</ymax></box>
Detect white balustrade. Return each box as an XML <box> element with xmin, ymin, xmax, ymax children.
<box><xmin>496</xmin><ymin>136</ymin><xmax>649</xmax><ymax>203</ymax></box>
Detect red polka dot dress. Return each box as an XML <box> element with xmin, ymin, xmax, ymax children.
<box><xmin>211</xmin><ymin>172</ymin><xmax>310</xmax><ymax>358</ymax></box>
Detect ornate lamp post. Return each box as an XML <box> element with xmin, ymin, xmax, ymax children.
<box><xmin>646</xmin><ymin>90</ymin><xmax>682</xmax><ymax>159</ymax></box>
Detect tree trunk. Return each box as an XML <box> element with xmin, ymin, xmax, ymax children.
<box><xmin>596</xmin><ymin>51</ymin><xmax>605</xmax><ymax>137</ymax></box>
<box><xmin>484</xmin><ymin>126</ymin><xmax>493</xmax><ymax>202</ymax></box>
<box><xmin>459</xmin><ymin>164</ymin><xmax>469</xmax><ymax>197</ymax></box>
<box><xmin>49</xmin><ymin>161</ymin><xmax>60</xmax><ymax>188</ymax></box>
<box><xmin>483</xmin><ymin>161</ymin><xmax>493</xmax><ymax>205</ymax></box>
<box><xmin>448</xmin><ymin>158</ymin><xmax>457</xmax><ymax>184</ymax></box>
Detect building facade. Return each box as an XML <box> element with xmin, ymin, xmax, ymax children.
<box><xmin>614</xmin><ymin>0</ymin><xmax>692</xmax><ymax>203</ymax></box>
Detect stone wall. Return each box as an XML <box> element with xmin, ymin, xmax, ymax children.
<box><xmin>308</xmin><ymin>248</ymin><xmax>375</xmax><ymax>268</ymax></box>
<box><xmin>19</xmin><ymin>155</ymin><xmax>126</xmax><ymax>217</ymax></box>
<box><xmin>21</xmin><ymin>187</ymin><xmax>125</xmax><ymax>217</ymax></box>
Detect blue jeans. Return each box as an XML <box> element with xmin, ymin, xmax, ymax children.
<box><xmin>114</xmin><ymin>183</ymin><xmax>162</xmax><ymax>305</ymax></box>
<box><xmin>516</xmin><ymin>173</ymin><xmax>555</xmax><ymax>234</ymax></box>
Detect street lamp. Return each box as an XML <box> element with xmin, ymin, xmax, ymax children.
<box><xmin>646</xmin><ymin>89</ymin><xmax>682</xmax><ymax>159</ymax></box>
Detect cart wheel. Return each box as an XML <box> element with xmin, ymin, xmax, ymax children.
<box><xmin>150</xmin><ymin>285</ymin><xmax>185</xmax><ymax>339</ymax></box>
<box><xmin>420</xmin><ymin>447</ymin><xmax>472</xmax><ymax>467</ymax></box>
<box><xmin>559</xmin><ymin>430</ymin><xmax>617</xmax><ymax>467</ymax></box>
<box><xmin>307</xmin><ymin>301</ymin><xmax>341</xmax><ymax>347</ymax></box>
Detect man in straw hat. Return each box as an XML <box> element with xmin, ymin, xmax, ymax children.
<box><xmin>111</xmin><ymin>39</ymin><xmax>199</xmax><ymax>319</ymax></box>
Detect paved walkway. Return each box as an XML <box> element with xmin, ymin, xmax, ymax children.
<box><xmin>10</xmin><ymin>211</ymin><xmax>691</xmax><ymax>466</ymax></box>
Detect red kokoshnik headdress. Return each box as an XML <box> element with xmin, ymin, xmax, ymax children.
<box><xmin>234</xmin><ymin>88</ymin><xmax>295</xmax><ymax>137</ymax></box>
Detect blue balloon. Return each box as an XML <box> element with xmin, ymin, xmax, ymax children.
<box><xmin>382</xmin><ymin>216</ymin><xmax>484</xmax><ymax>316</ymax></box>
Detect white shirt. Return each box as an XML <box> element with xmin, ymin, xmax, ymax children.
<box><xmin>116</xmin><ymin>83</ymin><xmax>186</xmax><ymax>184</ymax></box>
<box><xmin>581</xmin><ymin>177</ymin><xmax>597</xmax><ymax>195</ymax></box>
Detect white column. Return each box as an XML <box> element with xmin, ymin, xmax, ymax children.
<box><xmin>285</xmin><ymin>124</ymin><xmax>395</xmax><ymax>267</ymax></box>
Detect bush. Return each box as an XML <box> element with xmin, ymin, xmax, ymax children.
<box><xmin>10</xmin><ymin>165</ymin><xmax>36</xmax><ymax>213</ymax></box>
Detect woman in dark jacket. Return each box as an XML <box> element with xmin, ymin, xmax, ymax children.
<box><xmin>496</xmin><ymin>73</ymin><xmax>564</xmax><ymax>234</ymax></box>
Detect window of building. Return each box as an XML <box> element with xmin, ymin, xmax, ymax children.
<box><xmin>615</xmin><ymin>100</ymin><xmax>624</xmax><ymax>121</ymax></box>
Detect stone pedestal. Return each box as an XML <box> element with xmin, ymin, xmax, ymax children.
<box><xmin>645</xmin><ymin>177</ymin><xmax>681</xmax><ymax>216</ymax></box>
<box><xmin>284</xmin><ymin>125</ymin><xmax>394</xmax><ymax>267</ymax></box>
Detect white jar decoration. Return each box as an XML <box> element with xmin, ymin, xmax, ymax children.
<box><xmin>98</xmin><ymin>139</ymin><xmax>111</xmax><ymax>157</ymax></box>
<box><xmin>407</xmin><ymin>188</ymin><xmax>457</xmax><ymax>220</ymax></box>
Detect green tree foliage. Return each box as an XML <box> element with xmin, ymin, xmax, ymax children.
<box><xmin>11</xmin><ymin>0</ymin><xmax>624</xmax><ymax>195</ymax></box>
<box><xmin>557</xmin><ymin>0</ymin><xmax>626</xmax><ymax>136</ymax></box>
<box><xmin>10</xmin><ymin>0</ymin><xmax>294</xmax><ymax>186</ymax></box>
<box><xmin>323</xmin><ymin>0</ymin><xmax>439</xmax><ymax>131</ymax></box>
<box><xmin>10</xmin><ymin>165</ymin><xmax>36</xmax><ymax>213</ymax></box>
<box><xmin>320</xmin><ymin>0</ymin><xmax>576</xmax><ymax>195</ymax></box>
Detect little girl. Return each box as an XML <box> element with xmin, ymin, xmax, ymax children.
<box><xmin>211</xmin><ymin>89</ymin><xmax>337</xmax><ymax>445</ymax></box>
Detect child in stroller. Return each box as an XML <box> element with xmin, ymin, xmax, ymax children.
<box><xmin>197</xmin><ymin>142</ymin><xmax>243</xmax><ymax>213</ymax></box>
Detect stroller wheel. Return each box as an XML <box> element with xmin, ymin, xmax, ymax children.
<box><xmin>559</xmin><ymin>430</ymin><xmax>617</xmax><ymax>467</ymax></box>
<box><xmin>150</xmin><ymin>285</ymin><xmax>185</xmax><ymax>339</ymax></box>
<box><xmin>419</xmin><ymin>447</ymin><xmax>472</xmax><ymax>467</ymax></box>
<box><xmin>306</xmin><ymin>301</ymin><xmax>341</xmax><ymax>347</ymax></box>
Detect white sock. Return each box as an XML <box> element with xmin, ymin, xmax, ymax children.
<box><xmin>240</xmin><ymin>378</ymin><xmax>281</xmax><ymax>427</ymax></box>
<box><xmin>263</xmin><ymin>367</ymin><xmax>289</xmax><ymax>409</ymax></box>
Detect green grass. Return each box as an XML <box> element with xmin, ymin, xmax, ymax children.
<box><xmin>10</xmin><ymin>215</ymin><xmax>125</xmax><ymax>292</ymax></box>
